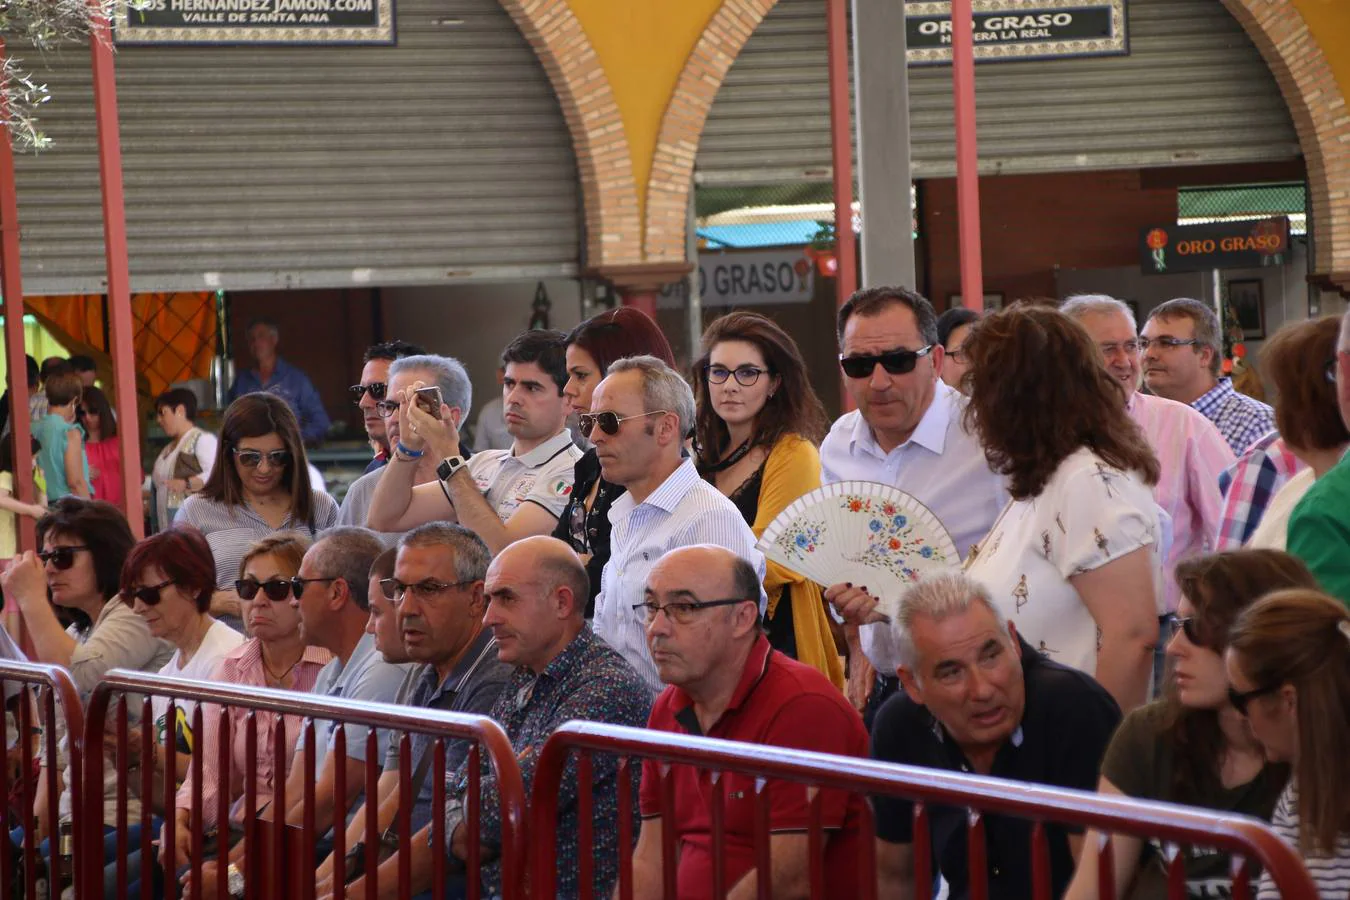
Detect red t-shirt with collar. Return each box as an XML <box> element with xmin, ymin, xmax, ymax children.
<box><xmin>639</xmin><ymin>635</ymin><xmax>869</xmax><ymax>898</ymax></box>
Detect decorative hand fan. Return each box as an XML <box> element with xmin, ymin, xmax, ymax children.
<box><xmin>757</xmin><ymin>481</ymin><xmax>959</xmax><ymax>611</ymax></box>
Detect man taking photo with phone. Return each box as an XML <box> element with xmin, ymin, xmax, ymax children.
<box><xmin>367</xmin><ymin>331</ymin><xmax>582</xmax><ymax>555</ymax></box>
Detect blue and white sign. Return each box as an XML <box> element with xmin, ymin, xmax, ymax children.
<box><xmin>659</xmin><ymin>248</ymin><xmax>816</xmax><ymax>310</ymax></box>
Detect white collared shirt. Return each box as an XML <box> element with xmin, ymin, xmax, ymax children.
<box><xmin>465</xmin><ymin>428</ymin><xmax>583</xmax><ymax>521</ymax></box>
<box><xmin>594</xmin><ymin>459</ymin><xmax>767</xmax><ymax>692</ymax></box>
<box><xmin>819</xmin><ymin>381</ymin><xmax>1008</xmax><ymax>672</ymax></box>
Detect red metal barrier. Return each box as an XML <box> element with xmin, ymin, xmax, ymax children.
<box><xmin>85</xmin><ymin>668</ymin><xmax>526</xmax><ymax>900</ymax></box>
<box><xmin>529</xmin><ymin>721</ymin><xmax>1320</xmax><ymax>900</ymax></box>
<box><xmin>0</xmin><ymin>659</ymin><xmax>86</xmax><ymax>899</ymax></box>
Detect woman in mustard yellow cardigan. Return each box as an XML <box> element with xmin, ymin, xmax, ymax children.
<box><xmin>693</xmin><ymin>311</ymin><xmax>845</xmax><ymax>689</ymax></box>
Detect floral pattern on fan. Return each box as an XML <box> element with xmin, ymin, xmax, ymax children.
<box><xmin>773</xmin><ymin>519</ymin><xmax>828</xmax><ymax>563</ymax></box>
<box><xmin>848</xmin><ymin>499</ymin><xmax>949</xmax><ymax>582</ymax></box>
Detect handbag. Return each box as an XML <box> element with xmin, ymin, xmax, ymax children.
<box><xmin>171</xmin><ymin>430</ymin><xmax>204</xmax><ymax>481</ymax></box>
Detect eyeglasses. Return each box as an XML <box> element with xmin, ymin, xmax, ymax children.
<box><xmin>838</xmin><ymin>345</ymin><xmax>934</xmax><ymax>379</ymax></box>
<box><xmin>291</xmin><ymin>576</ymin><xmax>339</xmax><ymax>596</ymax></box>
<box><xmin>704</xmin><ymin>364</ymin><xmax>771</xmax><ymax>387</ymax></box>
<box><xmin>374</xmin><ymin>399</ymin><xmax>402</xmax><ymax>419</ymax></box>
<box><xmin>1228</xmin><ymin>682</ymin><xmax>1280</xmax><ymax>716</ymax></box>
<box><xmin>37</xmin><ymin>546</ymin><xmax>89</xmax><ymax>570</ymax></box>
<box><xmin>349</xmin><ymin>382</ymin><xmax>388</xmax><ymax>404</ymax></box>
<box><xmin>235</xmin><ymin>578</ymin><xmax>294</xmax><ymax>602</ymax></box>
<box><xmin>120</xmin><ymin>579</ymin><xmax>177</xmax><ymax>607</ymax></box>
<box><xmin>1166</xmin><ymin>615</ymin><xmax>1203</xmax><ymax>646</ymax></box>
<box><xmin>1138</xmin><ymin>337</ymin><xmax>1199</xmax><ymax>352</ymax></box>
<box><xmin>379</xmin><ymin>577</ymin><xmax>475</xmax><ymax>601</ymax></box>
<box><xmin>577</xmin><ymin>409</ymin><xmax>670</xmax><ymax>439</ymax></box>
<box><xmin>945</xmin><ymin>348</ymin><xmax>969</xmax><ymax>364</ymax></box>
<box><xmin>633</xmin><ymin>597</ymin><xmax>755</xmax><ymax>625</ymax></box>
<box><xmin>232</xmin><ymin>448</ymin><xmax>291</xmax><ymax>469</ymax></box>
<box><xmin>1098</xmin><ymin>340</ymin><xmax>1141</xmax><ymax>357</ymax></box>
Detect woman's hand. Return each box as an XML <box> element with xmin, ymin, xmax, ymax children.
<box><xmin>160</xmin><ymin>811</ymin><xmax>194</xmax><ymax>873</ymax></box>
<box><xmin>1</xmin><ymin>552</ymin><xmax>49</xmax><ymax>615</ymax></box>
<box><xmin>404</xmin><ymin>379</ymin><xmax>461</xmax><ymax>461</ymax></box>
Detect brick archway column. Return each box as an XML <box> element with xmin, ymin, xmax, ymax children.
<box><xmin>1222</xmin><ymin>0</ymin><xmax>1350</xmax><ymax>292</ymax></box>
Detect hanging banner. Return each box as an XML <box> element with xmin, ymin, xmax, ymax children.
<box><xmin>1139</xmin><ymin>217</ymin><xmax>1290</xmax><ymax>275</ymax></box>
<box><xmin>658</xmin><ymin>247</ymin><xmax>816</xmax><ymax>310</ymax></box>
<box><xmin>906</xmin><ymin>0</ymin><xmax>1127</xmax><ymax>65</ymax></box>
<box><xmin>112</xmin><ymin>0</ymin><xmax>394</xmax><ymax>44</ymax></box>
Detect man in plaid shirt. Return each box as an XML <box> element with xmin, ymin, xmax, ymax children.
<box><xmin>1215</xmin><ymin>430</ymin><xmax>1306</xmax><ymax>550</ymax></box>
<box><xmin>1141</xmin><ymin>298</ymin><xmax>1275</xmax><ymax>457</ymax></box>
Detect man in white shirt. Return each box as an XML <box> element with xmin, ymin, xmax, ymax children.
<box><xmin>820</xmin><ymin>286</ymin><xmax>1008</xmax><ymax>722</ymax></box>
<box><xmin>367</xmin><ymin>332</ymin><xmax>582</xmax><ymax>555</ymax></box>
<box><xmin>588</xmin><ymin>355</ymin><xmax>766</xmax><ymax>693</ymax></box>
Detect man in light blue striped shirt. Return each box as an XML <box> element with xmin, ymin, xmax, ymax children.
<box><xmin>589</xmin><ymin>356</ymin><xmax>766</xmax><ymax>693</ymax></box>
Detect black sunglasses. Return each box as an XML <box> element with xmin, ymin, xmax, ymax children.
<box><xmin>121</xmin><ymin>579</ymin><xmax>177</xmax><ymax>607</ymax></box>
<box><xmin>838</xmin><ymin>345</ymin><xmax>934</xmax><ymax>379</ymax></box>
<box><xmin>1167</xmin><ymin>615</ymin><xmax>1204</xmax><ymax>646</ymax></box>
<box><xmin>291</xmin><ymin>576</ymin><xmax>339</xmax><ymax>597</ymax></box>
<box><xmin>38</xmin><ymin>545</ymin><xmax>89</xmax><ymax>570</ymax></box>
<box><xmin>577</xmin><ymin>409</ymin><xmax>669</xmax><ymax>439</ymax></box>
<box><xmin>235</xmin><ymin>578</ymin><xmax>294</xmax><ymax>602</ymax></box>
<box><xmin>1228</xmin><ymin>683</ymin><xmax>1280</xmax><ymax>716</ymax></box>
<box><xmin>232</xmin><ymin>448</ymin><xmax>291</xmax><ymax>469</ymax></box>
<box><xmin>349</xmin><ymin>382</ymin><xmax>388</xmax><ymax>403</ymax></box>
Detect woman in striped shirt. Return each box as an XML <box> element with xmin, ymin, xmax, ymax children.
<box><xmin>1227</xmin><ymin>589</ymin><xmax>1350</xmax><ymax>900</ymax></box>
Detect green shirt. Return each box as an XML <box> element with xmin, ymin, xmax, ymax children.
<box><xmin>1287</xmin><ymin>452</ymin><xmax>1350</xmax><ymax>606</ymax></box>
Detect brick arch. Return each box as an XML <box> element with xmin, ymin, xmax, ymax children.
<box><xmin>1221</xmin><ymin>0</ymin><xmax>1350</xmax><ymax>289</ymax></box>
<box><xmin>497</xmin><ymin>0</ymin><xmax>642</xmax><ymax>267</ymax></box>
<box><xmin>643</xmin><ymin>0</ymin><xmax>780</xmax><ymax>263</ymax></box>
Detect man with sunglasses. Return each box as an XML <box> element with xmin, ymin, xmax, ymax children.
<box><xmin>820</xmin><ymin>287</ymin><xmax>1007</xmax><ymax>722</ymax></box>
<box><xmin>631</xmin><ymin>545</ymin><xmax>868</xmax><ymax>899</ymax></box>
<box><xmin>350</xmin><ymin>340</ymin><xmax>427</xmax><ymax>476</ymax></box>
<box><xmin>585</xmin><ymin>355</ymin><xmax>766</xmax><ymax>694</ymax></box>
<box><xmin>227</xmin><ymin>318</ymin><xmax>332</xmax><ymax>446</ymax></box>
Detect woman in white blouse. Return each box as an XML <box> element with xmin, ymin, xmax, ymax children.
<box><xmin>962</xmin><ymin>304</ymin><xmax>1163</xmax><ymax>712</ymax></box>
<box><xmin>150</xmin><ymin>387</ymin><xmax>219</xmax><ymax>533</ymax></box>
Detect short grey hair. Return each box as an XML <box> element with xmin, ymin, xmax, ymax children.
<box><xmin>310</xmin><ymin>526</ymin><xmax>386</xmax><ymax>611</ymax></box>
<box><xmin>399</xmin><ymin>522</ymin><xmax>490</xmax><ymax>584</ymax></box>
<box><xmin>605</xmin><ymin>354</ymin><xmax>696</xmax><ymax>440</ymax></box>
<box><xmin>883</xmin><ymin>573</ymin><xmax>1008</xmax><ymax>671</ymax></box>
<box><xmin>1061</xmin><ymin>294</ymin><xmax>1137</xmax><ymax>332</ymax></box>
<box><xmin>390</xmin><ymin>354</ymin><xmax>473</xmax><ymax>419</ymax></box>
<box><xmin>1145</xmin><ymin>298</ymin><xmax>1222</xmax><ymax>376</ymax></box>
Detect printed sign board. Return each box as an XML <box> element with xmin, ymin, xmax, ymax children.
<box><xmin>113</xmin><ymin>0</ymin><xmax>394</xmax><ymax>44</ymax></box>
<box><xmin>1139</xmin><ymin>217</ymin><xmax>1290</xmax><ymax>275</ymax></box>
<box><xmin>659</xmin><ymin>248</ymin><xmax>816</xmax><ymax>310</ymax></box>
<box><xmin>906</xmin><ymin>0</ymin><xmax>1127</xmax><ymax>65</ymax></box>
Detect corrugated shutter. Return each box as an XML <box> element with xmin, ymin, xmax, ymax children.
<box><xmin>697</xmin><ymin>0</ymin><xmax>1300</xmax><ymax>186</ymax></box>
<box><xmin>11</xmin><ymin>0</ymin><xmax>580</xmax><ymax>295</ymax></box>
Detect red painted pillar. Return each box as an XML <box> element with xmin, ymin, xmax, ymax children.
<box><xmin>88</xmin><ymin>10</ymin><xmax>145</xmax><ymax>537</ymax></box>
<box><xmin>619</xmin><ymin>288</ymin><xmax>658</xmax><ymax>319</ymax></box>
<box><xmin>0</xmin><ymin>37</ymin><xmax>39</xmax><ymax>556</ymax></box>
<box><xmin>951</xmin><ymin>0</ymin><xmax>985</xmax><ymax>312</ymax></box>
<box><xmin>826</xmin><ymin>0</ymin><xmax>858</xmax><ymax>411</ymax></box>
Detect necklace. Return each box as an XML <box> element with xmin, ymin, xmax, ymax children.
<box><xmin>262</xmin><ymin>649</ymin><xmax>303</xmax><ymax>685</ymax></box>
<box><xmin>700</xmin><ymin>438</ymin><xmax>753</xmax><ymax>475</ymax></box>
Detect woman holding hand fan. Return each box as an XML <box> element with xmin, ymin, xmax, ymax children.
<box><xmin>692</xmin><ymin>311</ymin><xmax>844</xmax><ymax>688</ymax></box>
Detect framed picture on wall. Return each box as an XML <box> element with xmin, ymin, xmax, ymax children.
<box><xmin>1228</xmin><ymin>279</ymin><xmax>1265</xmax><ymax>340</ymax></box>
<box><xmin>948</xmin><ymin>292</ymin><xmax>1004</xmax><ymax>311</ymax></box>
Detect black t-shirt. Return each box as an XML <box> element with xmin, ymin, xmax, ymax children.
<box><xmin>551</xmin><ymin>448</ymin><xmax>625</xmax><ymax>617</ymax></box>
<box><xmin>871</xmin><ymin>637</ymin><xmax>1122</xmax><ymax>900</ymax></box>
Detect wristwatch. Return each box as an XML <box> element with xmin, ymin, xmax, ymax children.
<box><xmin>437</xmin><ymin>455</ymin><xmax>468</xmax><ymax>483</ymax></box>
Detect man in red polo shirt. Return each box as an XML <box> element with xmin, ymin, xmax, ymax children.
<box><xmin>630</xmin><ymin>544</ymin><xmax>868</xmax><ymax>899</ymax></box>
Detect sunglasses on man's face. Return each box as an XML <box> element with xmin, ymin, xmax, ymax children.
<box><xmin>233</xmin><ymin>448</ymin><xmax>291</xmax><ymax>469</ymax></box>
<box><xmin>121</xmin><ymin>579</ymin><xmax>176</xmax><ymax>607</ymax></box>
<box><xmin>38</xmin><ymin>545</ymin><xmax>89</xmax><ymax>570</ymax></box>
<box><xmin>235</xmin><ymin>578</ymin><xmax>294</xmax><ymax>602</ymax></box>
<box><xmin>838</xmin><ymin>345</ymin><xmax>934</xmax><ymax>380</ymax></box>
<box><xmin>349</xmin><ymin>382</ymin><xmax>388</xmax><ymax>404</ymax></box>
<box><xmin>577</xmin><ymin>409</ymin><xmax>670</xmax><ymax>439</ymax></box>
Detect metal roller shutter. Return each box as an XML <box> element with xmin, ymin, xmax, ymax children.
<box><xmin>697</xmin><ymin>0</ymin><xmax>1300</xmax><ymax>186</ymax></box>
<box><xmin>11</xmin><ymin>0</ymin><xmax>580</xmax><ymax>295</ymax></box>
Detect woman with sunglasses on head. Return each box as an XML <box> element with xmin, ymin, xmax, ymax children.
<box><xmin>963</xmin><ymin>304</ymin><xmax>1164</xmax><ymax>713</ymax></box>
<box><xmin>1065</xmin><ymin>549</ymin><xmax>1314</xmax><ymax>900</ymax></box>
<box><xmin>691</xmin><ymin>311</ymin><xmax>843</xmax><ymax>688</ymax></box>
<box><xmin>79</xmin><ymin>385</ymin><xmax>124</xmax><ymax>511</ymax></box>
<box><xmin>0</xmin><ymin>498</ymin><xmax>173</xmax><ymax>850</ymax></box>
<box><xmin>176</xmin><ymin>392</ymin><xmax>338</xmax><ymax>629</ymax></box>
<box><xmin>553</xmin><ymin>307</ymin><xmax>676</xmax><ymax>615</ymax></box>
<box><xmin>150</xmin><ymin>387</ymin><xmax>219</xmax><ymax>533</ymax></box>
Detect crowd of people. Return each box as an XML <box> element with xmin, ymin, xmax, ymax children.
<box><xmin>1</xmin><ymin>287</ymin><xmax>1349</xmax><ymax>899</ymax></box>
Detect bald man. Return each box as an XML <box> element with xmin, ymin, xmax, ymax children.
<box><xmin>340</xmin><ymin>537</ymin><xmax>651</xmax><ymax>900</ymax></box>
<box><xmin>629</xmin><ymin>545</ymin><xmax>869</xmax><ymax>900</ymax></box>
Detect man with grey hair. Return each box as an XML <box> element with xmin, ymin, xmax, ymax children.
<box><xmin>1140</xmin><ymin>297</ymin><xmax>1273</xmax><ymax>455</ymax></box>
<box><xmin>340</xmin><ymin>352</ymin><xmax>473</xmax><ymax>545</ymax></box>
<box><xmin>872</xmin><ymin>572</ymin><xmax>1120</xmax><ymax>900</ymax></box>
<box><xmin>227</xmin><ymin>317</ymin><xmax>331</xmax><ymax>444</ymax></box>
<box><xmin>587</xmin><ymin>354</ymin><xmax>766</xmax><ymax>692</ymax></box>
<box><xmin>1286</xmin><ymin>309</ymin><xmax>1350</xmax><ymax>603</ymax></box>
<box><xmin>367</xmin><ymin>332</ymin><xmax>582</xmax><ymax>555</ymax></box>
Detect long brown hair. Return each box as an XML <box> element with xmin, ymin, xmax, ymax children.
<box><xmin>1261</xmin><ymin>316</ymin><xmax>1350</xmax><ymax>454</ymax></box>
<box><xmin>1229</xmin><ymin>589</ymin><xmax>1350</xmax><ymax>856</ymax></box>
<box><xmin>962</xmin><ymin>303</ymin><xmax>1159</xmax><ymax>499</ymax></box>
<box><xmin>692</xmin><ymin>311</ymin><xmax>829</xmax><ymax>464</ymax></box>
<box><xmin>199</xmin><ymin>393</ymin><xmax>317</xmax><ymax>530</ymax></box>
<box><xmin>1162</xmin><ymin>551</ymin><xmax>1314</xmax><ymax>802</ymax></box>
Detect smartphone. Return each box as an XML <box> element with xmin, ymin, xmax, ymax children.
<box><xmin>413</xmin><ymin>386</ymin><xmax>443</xmax><ymax>419</ymax></box>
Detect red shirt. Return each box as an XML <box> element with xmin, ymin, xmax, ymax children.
<box><xmin>86</xmin><ymin>436</ymin><xmax>123</xmax><ymax>509</ymax></box>
<box><xmin>640</xmin><ymin>636</ymin><xmax>868</xmax><ymax>898</ymax></box>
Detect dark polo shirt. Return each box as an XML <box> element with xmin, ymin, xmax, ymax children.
<box><xmin>641</xmin><ymin>635</ymin><xmax>869</xmax><ymax>899</ymax></box>
<box><xmin>871</xmin><ymin>637</ymin><xmax>1121</xmax><ymax>900</ymax></box>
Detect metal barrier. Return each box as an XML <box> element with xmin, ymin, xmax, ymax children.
<box><xmin>85</xmin><ymin>668</ymin><xmax>527</xmax><ymax>900</ymax></box>
<box><xmin>0</xmin><ymin>659</ymin><xmax>85</xmax><ymax>900</ymax></box>
<box><xmin>530</xmin><ymin>721</ymin><xmax>1320</xmax><ymax>900</ymax></box>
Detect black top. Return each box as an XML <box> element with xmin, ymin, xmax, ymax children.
<box><xmin>871</xmin><ymin>637</ymin><xmax>1122</xmax><ymax>900</ymax></box>
<box><xmin>551</xmin><ymin>448</ymin><xmax>626</xmax><ymax>617</ymax></box>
